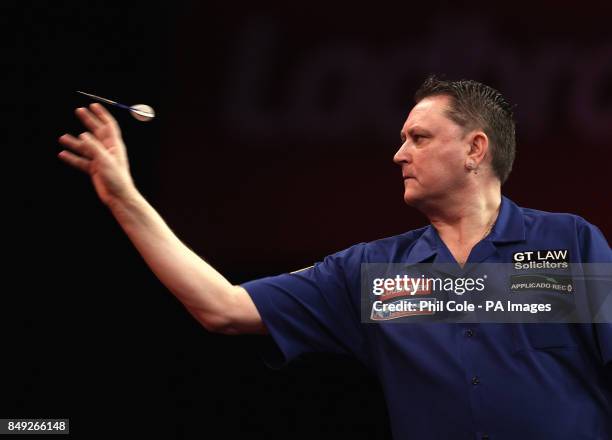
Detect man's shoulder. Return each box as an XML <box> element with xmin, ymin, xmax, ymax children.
<box><xmin>514</xmin><ymin>201</ymin><xmax>609</xmax><ymax>259</ymax></box>
<box><xmin>518</xmin><ymin>203</ymin><xmax>594</xmax><ymax>231</ymax></box>
<box><xmin>365</xmin><ymin>226</ymin><xmax>430</xmax><ymax>248</ymax></box>
<box><xmin>324</xmin><ymin>226</ymin><xmax>430</xmax><ymax>269</ymax></box>
<box><xmin>326</xmin><ymin>226</ymin><xmax>430</xmax><ymax>263</ymax></box>
<box><xmin>349</xmin><ymin>226</ymin><xmax>432</xmax><ymax>262</ymax></box>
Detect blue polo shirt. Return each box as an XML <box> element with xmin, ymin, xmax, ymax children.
<box><xmin>241</xmin><ymin>196</ymin><xmax>612</xmax><ymax>439</ymax></box>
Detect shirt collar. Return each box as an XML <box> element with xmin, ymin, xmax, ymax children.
<box><xmin>405</xmin><ymin>195</ymin><xmax>526</xmax><ymax>264</ymax></box>
<box><xmin>405</xmin><ymin>226</ymin><xmax>439</xmax><ymax>264</ymax></box>
<box><xmin>487</xmin><ymin>195</ymin><xmax>526</xmax><ymax>243</ymax></box>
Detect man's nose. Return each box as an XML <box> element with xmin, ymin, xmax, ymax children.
<box><xmin>393</xmin><ymin>142</ymin><xmax>411</xmax><ymax>165</ymax></box>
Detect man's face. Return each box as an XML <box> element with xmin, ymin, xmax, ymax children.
<box><xmin>394</xmin><ymin>95</ymin><xmax>471</xmax><ymax>207</ymax></box>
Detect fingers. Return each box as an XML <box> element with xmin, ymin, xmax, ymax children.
<box><xmin>58</xmin><ymin>132</ymin><xmax>104</xmax><ymax>159</ymax></box>
<box><xmin>75</xmin><ymin>106</ymin><xmax>103</xmax><ymax>133</ymax></box>
<box><xmin>89</xmin><ymin>103</ymin><xmax>120</xmax><ymax>131</ymax></box>
<box><xmin>57</xmin><ymin>150</ymin><xmax>91</xmax><ymax>173</ymax></box>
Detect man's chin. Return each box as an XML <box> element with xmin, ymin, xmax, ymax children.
<box><xmin>402</xmin><ymin>191</ymin><xmax>423</xmax><ymax>207</ymax></box>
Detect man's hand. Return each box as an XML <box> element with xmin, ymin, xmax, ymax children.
<box><xmin>57</xmin><ymin>102</ymin><xmax>266</xmax><ymax>335</ymax></box>
<box><xmin>58</xmin><ymin>103</ymin><xmax>136</xmax><ymax>207</ymax></box>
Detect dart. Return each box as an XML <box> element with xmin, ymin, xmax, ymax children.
<box><xmin>76</xmin><ymin>90</ymin><xmax>155</xmax><ymax>122</ymax></box>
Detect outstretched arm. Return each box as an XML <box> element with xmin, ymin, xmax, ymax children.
<box><xmin>58</xmin><ymin>103</ymin><xmax>265</xmax><ymax>335</ymax></box>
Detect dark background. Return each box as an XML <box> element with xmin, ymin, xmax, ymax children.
<box><xmin>15</xmin><ymin>1</ymin><xmax>611</xmax><ymax>438</ymax></box>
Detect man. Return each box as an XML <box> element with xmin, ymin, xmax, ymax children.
<box><xmin>58</xmin><ymin>76</ymin><xmax>611</xmax><ymax>439</ymax></box>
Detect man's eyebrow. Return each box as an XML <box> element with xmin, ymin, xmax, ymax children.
<box><xmin>401</xmin><ymin>126</ymin><xmax>432</xmax><ymax>139</ymax></box>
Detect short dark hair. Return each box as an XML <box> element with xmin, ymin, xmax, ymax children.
<box><xmin>414</xmin><ymin>75</ymin><xmax>516</xmax><ymax>184</ymax></box>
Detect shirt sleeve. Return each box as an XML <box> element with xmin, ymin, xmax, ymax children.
<box><xmin>240</xmin><ymin>243</ymin><xmax>370</xmax><ymax>370</ymax></box>
<box><xmin>577</xmin><ymin>218</ymin><xmax>612</xmax><ymax>366</ymax></box>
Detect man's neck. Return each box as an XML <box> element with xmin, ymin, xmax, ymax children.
<box><xmin>424</xmin><ymin>186</ymin><xmax>502</xmax><ymax>245</ymax></box>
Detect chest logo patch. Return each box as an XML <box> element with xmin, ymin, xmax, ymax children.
<box><xmin>370</xmin><ymin>279</ymin><xmax>434</xmax><ymax>320</ymax></box>
<box><xmin>512</xmin><ymin>249</ymin><xmax>569</xmax><ymax>270</ymax></box>
<box><xmin>509</xmin><ymin>274</ymin><xmax>574</xmax><ymax>293</ymax></box>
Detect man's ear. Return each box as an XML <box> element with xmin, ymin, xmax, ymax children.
<box><xmin>466</xmin><ymin>131</ymin><xmax>489</xmax><ymax>166</ymax></box>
